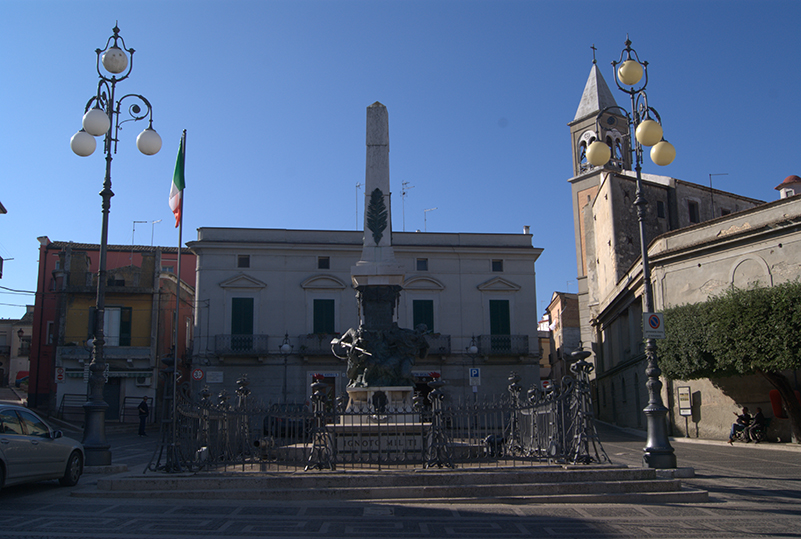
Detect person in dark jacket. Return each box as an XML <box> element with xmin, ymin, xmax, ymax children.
<box><xmin>744</xmin><ymin>407</ymin><xmax>765</xmax><ymax>442</ymax></box>
<box><xmin>728</xmin><ymin>407</ymin><xmax>751</xmax><ymax>444</ymax></box>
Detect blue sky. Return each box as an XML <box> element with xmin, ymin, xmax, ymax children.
<box><xmin>2</xmin><ymin>0</ymin><xmax>800</xmax><ymax>320</ymax></box>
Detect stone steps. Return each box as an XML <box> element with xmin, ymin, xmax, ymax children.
<box><xmin>75</xmin><ymin>465</ymin><xmax>708</xmax><ymax>504</ymax></box>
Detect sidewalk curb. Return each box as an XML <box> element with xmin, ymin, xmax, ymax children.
<box><xmin>596</xmin><ymin>420</ymin><xmax>801</xmax><ymax>452</ymax></box>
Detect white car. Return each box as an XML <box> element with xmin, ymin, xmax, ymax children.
<box><xmin>0</xmin><ymin>404</ymin><xmax>83</xmax><ymax>489</ymax></box>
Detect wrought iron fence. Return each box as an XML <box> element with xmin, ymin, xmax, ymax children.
<box><xmin>163</xmin><ymin>356</ymin><xmax>609</xmax><ymax>473</ymax></box>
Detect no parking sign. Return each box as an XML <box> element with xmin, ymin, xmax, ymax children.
<box><xmin>643</xmin><ymin>312</ymin><xmax>665</xmax><ymax>339</ymax></box>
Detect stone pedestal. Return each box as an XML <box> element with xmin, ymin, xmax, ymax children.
<box><xmin>340</xmin><ymin>385</ymin><xmax>417</xmax><ymax>424</ymax></box>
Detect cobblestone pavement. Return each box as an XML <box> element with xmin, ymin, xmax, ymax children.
<box><xmin>1</xmin><ymin>422</ymin><xmax>800</xmax><ymax>538</ymax></box>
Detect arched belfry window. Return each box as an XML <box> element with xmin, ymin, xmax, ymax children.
<box><xmin>578</xmin><ymin>130</ymin><xmax>597</xmax><ymax>172</ymax></box>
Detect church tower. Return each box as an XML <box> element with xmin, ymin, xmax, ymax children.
<box><xmin>566</xmin><ymin>59</ymin><xmax>632</xmax><ymax>361</ymax></box>
<box><xmin>568</xmin><ymin>60</ymin><xmax>630</xmax><ymax>177</ymax></box>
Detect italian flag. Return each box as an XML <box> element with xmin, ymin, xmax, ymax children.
<box><xmin>169</xmin><ymin>134</ymin><xmax>185</xmax><ymax>228</ymax></box>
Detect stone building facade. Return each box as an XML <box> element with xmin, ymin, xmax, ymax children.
<box><xmin>567</xmin><ymin>62</ymin><xmax>801</xmax><ymax>439</ymax></box>
<box><xmin>188</xmin><ymin>227</ymin><xmax>543</xmax><ymax>405</ymax></box>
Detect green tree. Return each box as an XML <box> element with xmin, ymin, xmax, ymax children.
<box><xmin>658</xmin><ymin>281</ymin><xmax>801</xmax><ymax>443</ymax></box>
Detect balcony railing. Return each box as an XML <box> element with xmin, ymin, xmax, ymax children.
<box><xmin>297</xmin><ymin>334</ymin><xmax>339</xmax><ymax>356</ymax></box>
<box><xmin>214</xmin><ymin>334</ymin><xmax>270</xmax><ymax>356</ymax></box>
<box><xmin>425</xmin><ymin>334</ymin><xmax>451</xmax><ymax>355</ymax></box>
<box><xmin>477</xmin><ymin>334</ymin><xmax>529</xmax><ymax>356</ymax></box>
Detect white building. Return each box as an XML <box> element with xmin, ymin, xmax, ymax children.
<box><xmin>188</xmin><ymin>227</ymin><xmax>543</xmax><ymax>404</ymax></box>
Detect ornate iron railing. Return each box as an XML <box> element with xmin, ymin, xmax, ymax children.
<box><xmin>424</xmin><ymin>334</ymin><xmax>451</xmax><ymax>356</ymax></box>
<box><xmin>476</xmin><ymin>334</ymin><xmax>529</xmax><ymax>356</ymax></box>
<box><xmin>161</xmin><ymin>357</ymin><xmax>608</xmax><ymax>473</ymax></box>
<box><xmin>214</xmin><ymin>334</ymin><xmax>270</xmax><ymax>355</ymax></box>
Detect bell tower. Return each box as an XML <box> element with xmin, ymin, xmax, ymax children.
<box><xmin>567</xmin><ymin>59</ymin><xmax>630</xmax><ymax>177</ymax></box>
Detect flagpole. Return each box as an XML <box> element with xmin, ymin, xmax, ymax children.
<box><xmin>171</xmin><ymin>129</ymin><xmax>185</xmax><ymax>467</ymax></box>
<box><xmin>148</xmin><ymin>130</ymin><xmax>188</xmax><ymax>474</ymax></box>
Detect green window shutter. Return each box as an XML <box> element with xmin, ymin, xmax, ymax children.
<box><xmin>489</xmin><ymin>299</ymin><xmax>511</xmax><ymax>352</ymax></box>
<box><xmin>412</xmin><ymin>300</ymin><xmax>434</xmax><ymax>333</ymax></box>
<box><xmin>313</xmin><ymin>299</ymin><xmax>335</xmax><ymax>334</ymax></box>
<box><xmin>231</xmin><ymin>298</ymin><xmax>254</xmax><ymax>335</ymax></box>
<box><xmin>119</xmin><ymin>307</ymin><xmax>132</xmax><ymax>346</ymax></box>
<box><xmin>489</xmin><ymin>300</ymin><xmax>511</xmax><ymax>335</ymax></box>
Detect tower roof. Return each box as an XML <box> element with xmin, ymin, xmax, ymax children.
<box><xmin>573</xmin><ymin>64</ymin><xmax>618</xmax><ymax>122</ymax></box>
<box><xmin>775</xmin><ymin>175</ymin><xmax>801</xmax><ymax>190</ymax></box>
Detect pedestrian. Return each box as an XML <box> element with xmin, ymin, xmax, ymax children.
<box><xmin>138</xmin><ymin>396</ymin><xmax>149</xmax><ymax>437</ymax></box>
<box><xmin>744</xmin><ymin>407</ymin><xmax>766</xmax><ymax>443</ymax></box>
<box><xmin>728</xmin><ymin>406</ymin><xmax>751</xmax><ymax>444</ymax></box>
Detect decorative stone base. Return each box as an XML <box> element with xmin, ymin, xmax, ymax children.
<box><xmin>340</xmin><ymin>386</ymin><xmax>418</xmax><ymax>425</ymax></box>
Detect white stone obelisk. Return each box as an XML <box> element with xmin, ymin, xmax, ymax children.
<box><xmin>351</xmin><ymin>102</ymin><xmax>404</xmax><ymax>291</ymax></box>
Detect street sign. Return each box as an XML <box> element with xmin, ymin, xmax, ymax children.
<box><xmin>643</xmin><ymin>312</ymin><xmax>665</xmax><ymax>339</ymax></box>
<box><xmin>678</xmin><ymin>386</ymin><xmax>692</xmax><ymax>417</ymax></box>
<box><xmin>55</xmin><ymin>367</ymin><xmax>65</xmax><ymax>384</ymax></box>
<box><xmin>469</xmin><ymin>367</ymin><xmax>481</xmax><ymax>386</ymax></box>
<box><xmin>192</xmin><ymin>368</ymin><xmax>204</xmax><ymax>382</ymax></box>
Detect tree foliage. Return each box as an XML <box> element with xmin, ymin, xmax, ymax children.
<box><xmin>658</xmin><ymin>280</ymin><xmax>801</xmax><ymax>380</ymax></box>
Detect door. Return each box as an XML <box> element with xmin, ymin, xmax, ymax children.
<box><xmin>17</xmin><ymin>410</ymin><xmax>63</xmax><ymax>476</ymax></box>
<box><xmin>313</xmin><ymin>299</ymin><xmax>335</xmax><ymax>335</ymax></box>
<box><xmin>0</xmin><ymin>409</ymin><xmax>31</xmax><ymax>482</ymax></box>
<box><xmin>489</xmin><ymin>299</ymin><xmax>511</xmax><ymax>352</ymax></box>
<box><xmin>231</xmin><ymin>297</ymin><xmax>254</xmax><ymax>351</ymax></box>
<box><xmin>412</xmin><ymin>300</ymin><xmax>434</xmax><ymax>333</ymax></box>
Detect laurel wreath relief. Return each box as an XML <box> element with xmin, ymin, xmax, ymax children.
<box><xmin>367</xmin><ymin>188</ymin><xmax>388</xmax><ymax>244</ymax></box>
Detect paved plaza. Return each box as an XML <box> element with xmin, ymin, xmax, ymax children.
<box><xmin>2</xmin><ymin>387</ymin><xmax>801</xmax><ymax>538</ymax></box>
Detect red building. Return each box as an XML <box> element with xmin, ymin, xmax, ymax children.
<box><xmin>28</xmin><ymin>237</ymin><xmax>195</xmax><ymax>422</ymax></box>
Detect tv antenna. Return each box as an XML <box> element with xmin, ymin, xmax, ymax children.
<box><xmin>423</xmin><ymin>207</ymin><xmax>437</xmax><ymax>232</ymax></box>
<box><xmin>131</xmin><ymin>220</ymin><xmax>147</xmax><ymax>262</ymax></box>
<box><xmin>150</xmin><ymin>219</ymin><xmax>162</xmax><ymax>246</ymax></box>
<box><xmin>709</xmin><ymin>173</ymin><xmax>728</xmax><ymax>211</ymax></box>
<box><xmin>401</xmin><ymin>181</ymin><xmax>414</xmax><ymax>232</ymax></box>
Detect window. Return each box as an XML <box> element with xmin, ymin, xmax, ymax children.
<box><xmin>491</xmin><ymin>259</ymin><xmax>504</xmax><ymax>272</ymax></box>
<box><xmin>18</xmin><ymin>336</ymin><xmax>31</xmax><ymax>356</ymax></box>
<box><xmin>688</xmin><ymin>201</ymin><xmax>700</xmax><ymax>224</ymax></box>
<box><xmin>657</xmin><ymin>200</ymin><xmax>666</xmax><ymax>218</ymax></box>
<box><xmin>237</xmin><ymin>255</ymin><xmax>250</xmax><ymax>268</ymax></box>
<box><xmin>412</xmin><ymin>300</ymin><xmax>434</xmax><ymax>333</ymax></box>
<box><xmin>317</xmin><ymin>256</ymin><xmax>330</xmax><ymax>270</ymax></box>
<box><xmin>313</xmin><ymin>299</ymin><xmax>336</xmax><ymax>334</ymax></box>
<box><xmin>416</xmin><ymin>258</ymin><xmax>428</xmax><ymax>271</ymax></box>
<box><xmin>161</xmin><ymin>265</ymin><xmax>175</xmax><ymax>273</ymax></box>
<box><xmin>46</xmin><ymin>321</ymin><xmax>55</xmax><ymax>345</ymax></box>
<box><xmin>18</xmin><ymin>410</ymin><xmax>49</xmax><ymax>437</ymax></box>
<box><xmin>92</xmin><ymin>307</ymin><xmax>132</xmax><ymax>347</ymax></box>
<box><xmin>0</xmin><ymin>410</ymin><xmax>23</xmax><ymax>435</ymax></box>
<box><xmin>721</xmin><ymin>208</ymin><xmax>731</xmax><ymax>217</ymax></box>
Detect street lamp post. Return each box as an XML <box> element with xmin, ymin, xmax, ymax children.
<box><xmin>586</xmin><ymin>37</ymin><xmax>677</xmax><ymax>469</ymax></box>
<box><xmin>71</xmin><ymin>25</ymin><xmax>162</xmax><ymax>466</ymax></box>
